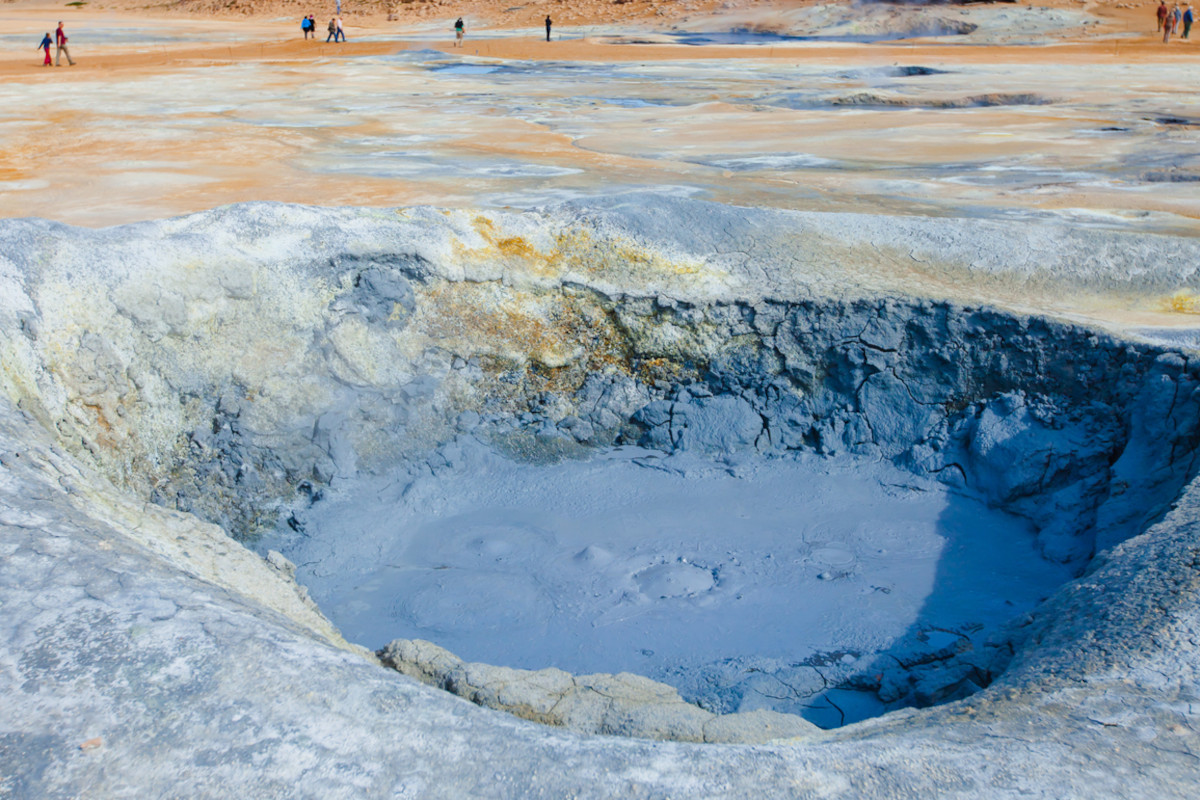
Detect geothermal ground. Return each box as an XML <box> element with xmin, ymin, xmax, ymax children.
<box><xmin>1</xmin><ymin>0</ymin><xmax>1200</xmax><ymax>797</ymax></box>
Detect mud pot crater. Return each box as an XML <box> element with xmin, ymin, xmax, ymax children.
<box><xmin>3</xmin><ymin>198</ymin><xmax>1200</xmax><ymax>756</ymax></box>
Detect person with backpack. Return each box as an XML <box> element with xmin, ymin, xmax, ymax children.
<box><xmin>38</xmin><ymin>32</ymin><xmax>52</xmax><ymax>66</ymax></box>
<box><xmin>301</xmin><ymin>15</ymin><xmax>313</xmax><ymax>39</ymax></box>
<box><xmin>327</xmin><ymin>17</ymin><xmax>338</xmax><ymax>42</ymax></box>
<box><xmin>454</xmin><ymin>17</ymin><xmax>464</xmax><ymax>47</ymax></box>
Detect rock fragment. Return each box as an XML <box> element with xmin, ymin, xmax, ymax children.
<box><xmin>378</xmin><ymin>638</ymin><xmax>821</xmax><ymax>743</ymax></box>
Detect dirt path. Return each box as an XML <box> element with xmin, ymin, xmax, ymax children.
<box><xmin>0</xmin><ymin>27</ymin><xmax>1194</xmax><ymax>82</ymax></box>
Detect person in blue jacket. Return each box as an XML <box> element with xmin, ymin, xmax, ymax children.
<box><xmin>1183</xmin><ymin>4</ymin><xmax>1194</xmax><ymax>38</ymax></box>
<box><xmin>38</xmin><ymin>32</ymin><xmax>52</xmax><ymax>66</ymax></box>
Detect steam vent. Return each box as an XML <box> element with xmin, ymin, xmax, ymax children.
<box><xmin>2</xmin><ymin>3</ymin><xmax>1200</xmax><ymax>798</ymax></box>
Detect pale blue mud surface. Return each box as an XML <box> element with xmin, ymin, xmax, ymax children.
<box><xmin>263</xmin><ymin>443</ymin><xmax>1070</xmax><ymax>726</ymax></box>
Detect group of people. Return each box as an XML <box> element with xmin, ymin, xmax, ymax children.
<box><xmin>23</xmin><ymin>3</ymin><xmax>1196</xmax><ymax>71</ymax></box>
<box><xmin>301</xmin><ymin>15</ymin><xmax>345</xmax><ymax>41</ymax></box>
<box><xmin>451</xmin><ymin>16</ymin><xmax>555</xmax><ymax>45</ymax></box>
<box><xmin>298</xmin><ymin>12</ymin><xmax>556</xmax><ymax>47</ymax></box>
<box><xmin>36</xmin><ymin>21</ymin><xmax>74</xmax><ymax>67</ymax></box>
<box><xmin>450</xmin><ymin>16</ymin><xmax>555</xmax><ymax>45</ymax></box>
<box><xmin>1157</xmin><ymin>2</ymin><xmax>1194</xmax><ymax>42</ymax></box>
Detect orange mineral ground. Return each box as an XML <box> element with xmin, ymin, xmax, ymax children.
<box><xmin>0</xmin><ymin>0</ymin><xmax>1196</xmax><ymax>232</ymax></box>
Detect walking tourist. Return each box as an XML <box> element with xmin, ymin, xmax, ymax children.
<box><xmin>327</xmin><ymin>17</ymin><xmax>338</xmax><ymax>41</ymax></box>
<box><xmin>1183</xmin><ymin>4</ymin><xmax>1193</xmax><ymax>38</ymax></box>
<box><xmin>54</xmin><ymin>21</ymin><xmax>75</xmax><ymax>66</ymax></box>
<box><xmin>454</xmin><ymin>17</ymin><xmax>464</xmax><ymax>46</ymax></box>
<box><xmin>545</xmin><ymin>15</ymin><xmax>552</xmax><ymax>41</ymax></box>
<box><xmin>38</xmin><ymin>32</ymin><xmax>52</xmax><ymax>66</ymax></box>
<box><xmin>301</xmin><ymin>15</ymin><xmax>314</xmax><ymax>38</ymax></box>
<box><xmin>1158</xmin><ymin>0</ymin><xmax>1169</xmax><ymax>30</ymax></box>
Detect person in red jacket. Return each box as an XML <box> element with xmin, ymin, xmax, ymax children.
<box><xmin>1158</xmin><ymin>0</ymin><xmax>1170</xmax><ymax>30</ymax></box>
<box><xmin>55</xmin><ymin>21</ymin><xmax>75</xmax><ymax>66</ymax></box>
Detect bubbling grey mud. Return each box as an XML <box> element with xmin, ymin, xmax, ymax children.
<box><xmin>1</xmin><ymin>197</ymin><xmax>1199</xmax><ymax>796</ymax></box>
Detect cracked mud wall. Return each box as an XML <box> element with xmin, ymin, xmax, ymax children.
<box><xmin>0</xmin><ymin>202</ymin><xmax>1196</xmax><ymax>567</ymax></box>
